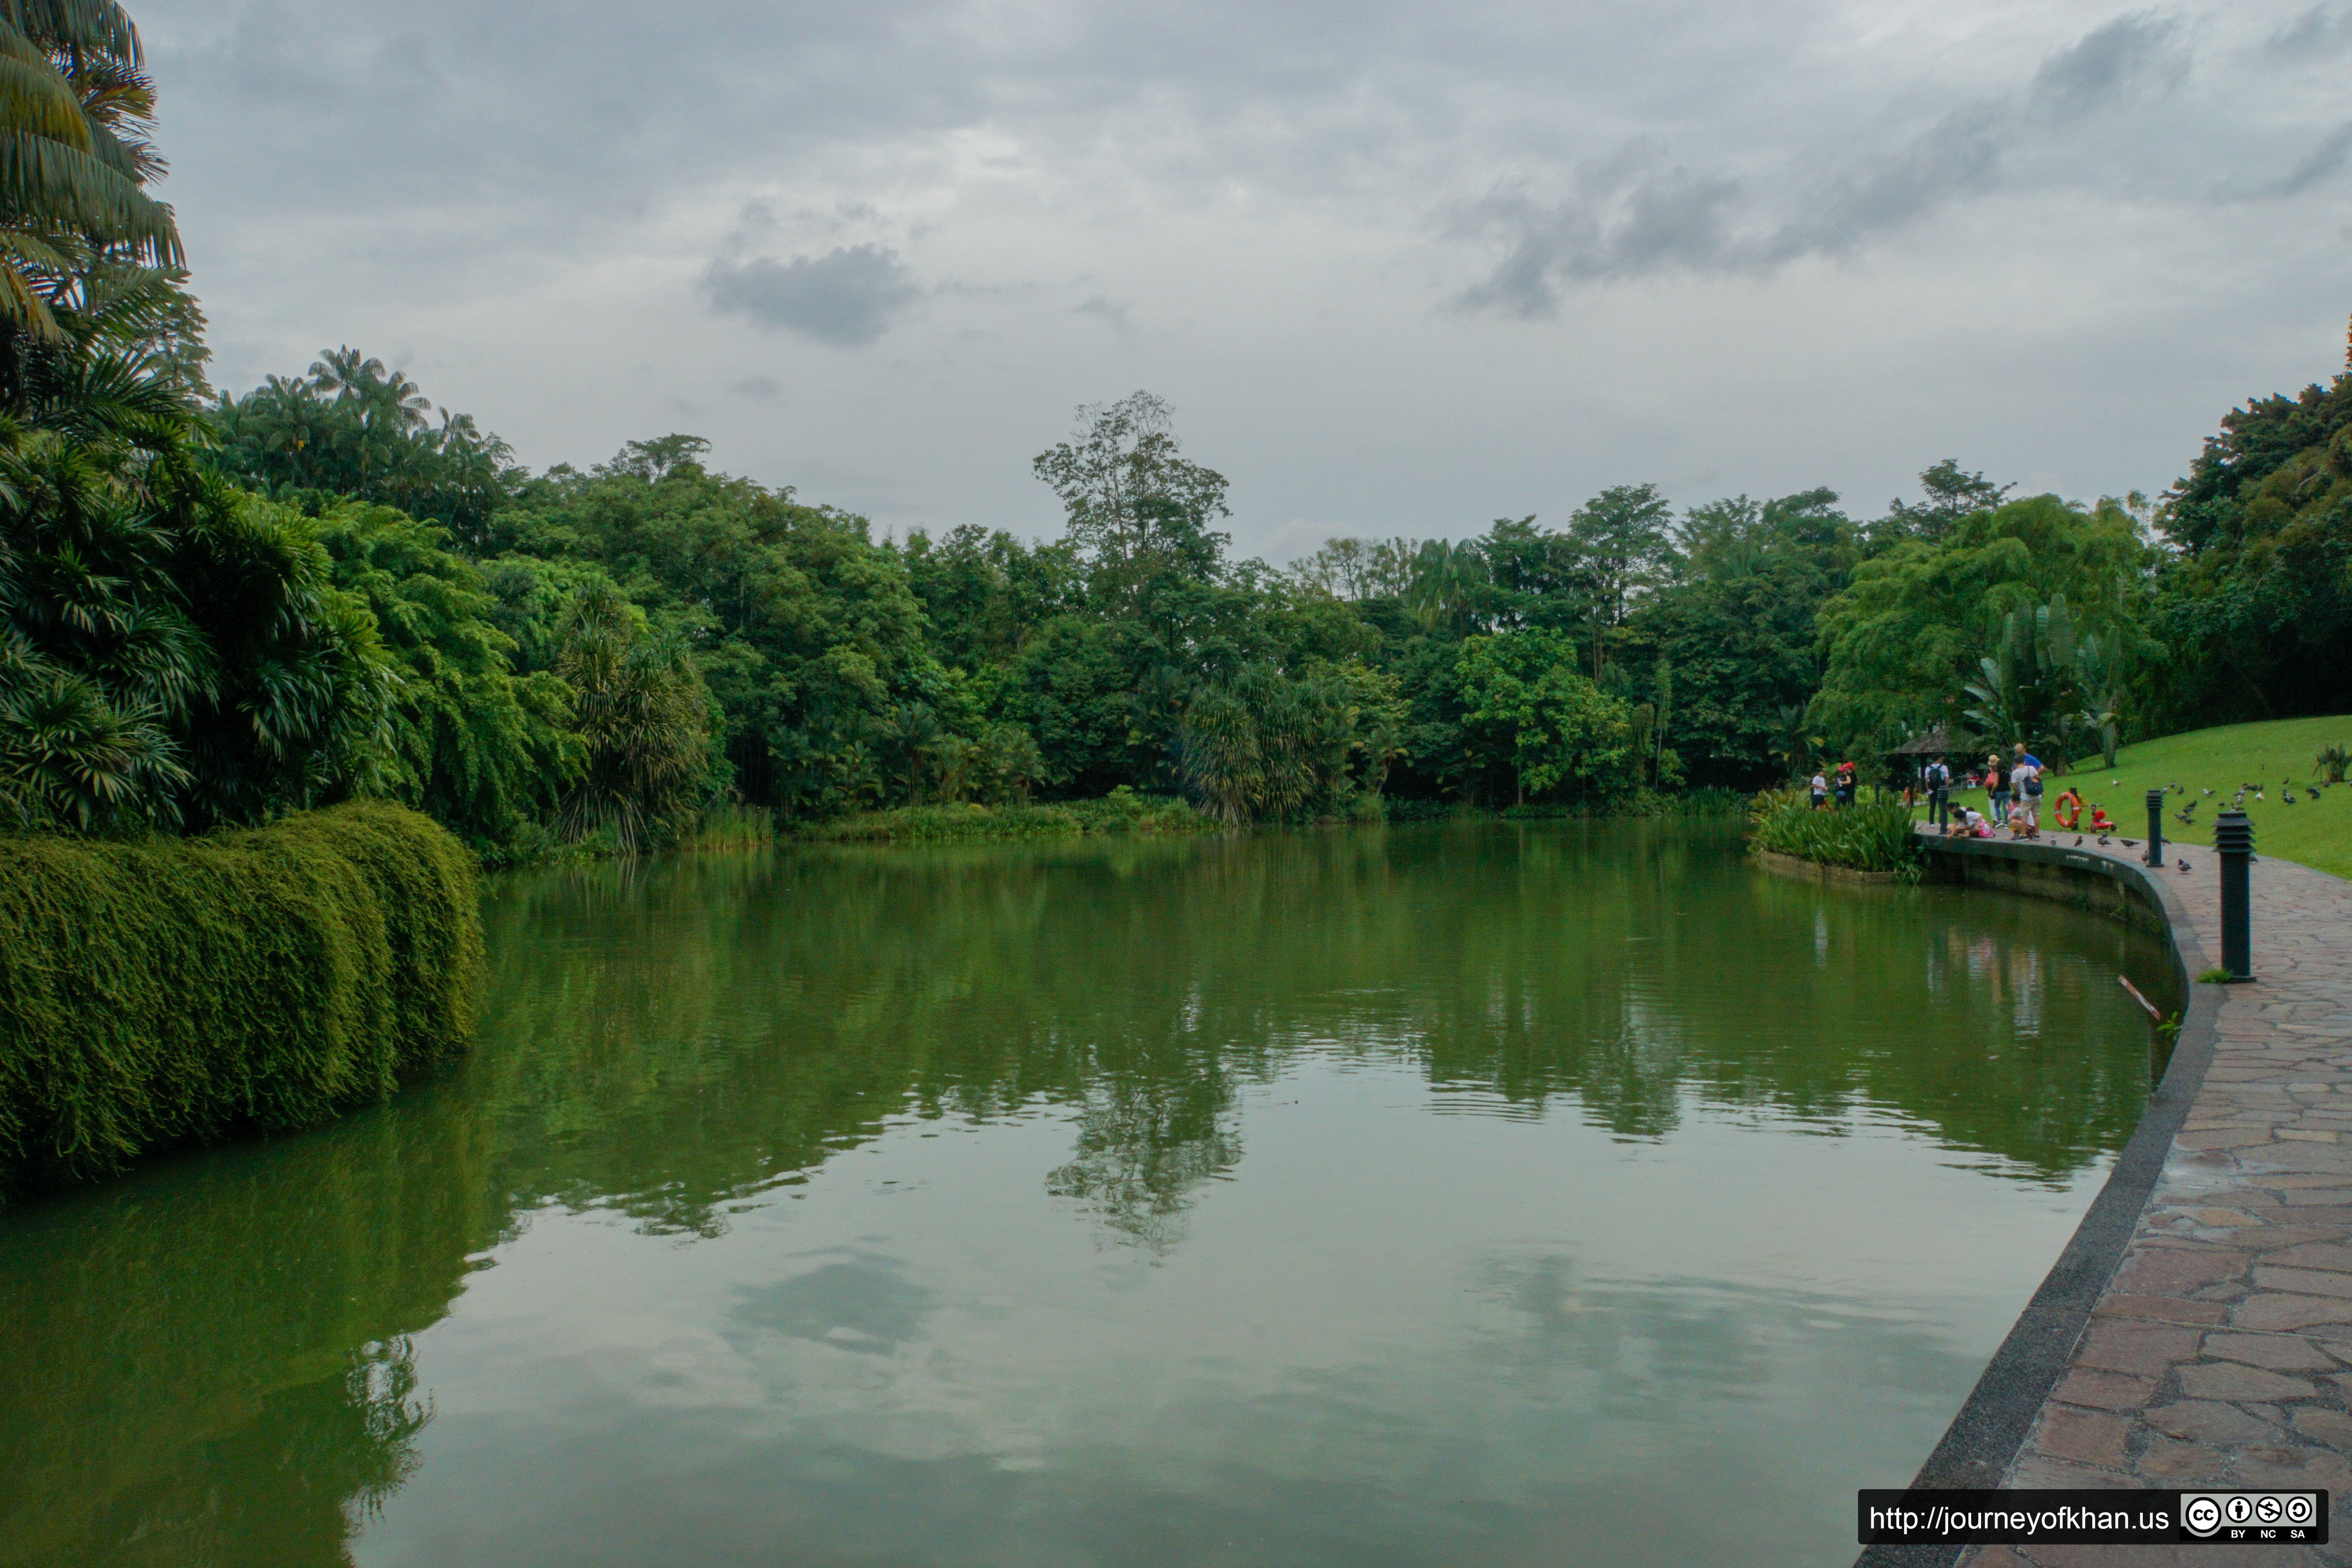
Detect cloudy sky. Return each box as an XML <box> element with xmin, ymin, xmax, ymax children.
<box><xmin>140</xmin><ymin>0</ymin><xmax>2351</xmax><ymax>560</ymax></box>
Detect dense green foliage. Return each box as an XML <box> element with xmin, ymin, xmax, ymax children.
<box><xmin>2148</xmin><ymin>349</ymin><xmax>2352</xmax><ymax>730</ymax></box>
<box><xmin>812</xmin><ymin>788</ymin><xmax>1211</xmax><ymax>841</ymax></box>
<box><xmin>0</xmin><ymin>800</ymin><xmax>481</xmax><ymax>1189</ymax></box>
<box><xmin>1749</xmin><ymin>791</ymin><xmax>1923</xmax><ymax>875</ymax></box>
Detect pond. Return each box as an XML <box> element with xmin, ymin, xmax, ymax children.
<box><xmin>0</xmin><ymin>821</ymin><xmax>2176</xmax><ymax>1567</ymax></box>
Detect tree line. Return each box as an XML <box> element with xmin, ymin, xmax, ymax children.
<box><xmin>4</xmin><ymin>1</ymin><xmax>2349</xmax><ymax>855</ymax></box>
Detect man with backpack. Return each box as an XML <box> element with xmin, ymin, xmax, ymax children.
<box><xmin>1922</xmin><ymin>756</ymin><xmax>1951</xmax><ymax>828</ymax></box>
<box><xmin>2012</xmin><ymin>744</ymin><xmax>2044</xmax><ymax>836</ymax></box>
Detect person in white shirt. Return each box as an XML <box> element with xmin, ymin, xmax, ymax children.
<box><xmin>2011</xmin><ymin>746</ymin><xmax>2043</xmax><ymax>835</ymax></box>
<box><xmin>1810</xmin><ymin>771</ymin><xmax>1828</xmax><ymax>809</ymax></box>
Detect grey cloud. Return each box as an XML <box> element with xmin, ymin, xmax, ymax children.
<box><xmin>2267</xmin><ymin>5</ymin><xmax>2352</xmax><ymax>53</ymax></box>
<box><xmin>2027</xmin><ymin>12</ymin><xmax>2184</xmax><ymax>122</ymax></box>
<box><xmin>700</xmin><ymin>245</ymin><xmax>921</xmax><ymax>347</ymax></box>
<box><xmin>731</xmin><ymin>374</ymin><xmax>786</xmax><ymax>402</ymax></box>
<box><xmin>1074</xmin><ymin>294</ymin><xmax>1131</xmax><ymax>332</ymax></box>
<box><xmin>1452</xmin><ymin>12</ymin><xmax>2190</xmax><ymax>314</ymax></box>
<box><xmin>1452</xmin><ymin>147</ymin><xmax>1743</xmax><ymax>316</ymax></box>
<box><xmin>1766</xmin><ymin>102</ymin><xmax>2006</xmax><ymax>262</ymax></box>
<box><xmin>2275</xmin><ymin>122</ymin><xmax>2352</xmax><ymax>196</ymax></box>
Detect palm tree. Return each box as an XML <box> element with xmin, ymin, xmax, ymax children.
<box><xmin>554</xmin><ymin>587</ymin><xmax>710</xmax><ymax>850</ymax></box>
<box><xmin>0</xmin><ymin>1</ymin><xmax>181</xmax><ymax>345</ymax></box>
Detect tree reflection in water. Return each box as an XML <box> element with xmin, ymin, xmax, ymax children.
<box><xmin>0</xmin><ymin>820</ymin><xmax>2172</xmax><ymax>1565</ymax></box>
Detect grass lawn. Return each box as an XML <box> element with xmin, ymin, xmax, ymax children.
<box><xmin>1920</xmin><ymin>715</ymin><xmax>2352</xmax><ymax>880</ymax></box>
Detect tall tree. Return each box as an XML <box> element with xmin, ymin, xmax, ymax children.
<box><xmin>1032</xmin><ymin>392</ymin><xmax>1231</xmax><ymax>609</ymax></box>
<box><xmin>1563</xmin><ymin>483</ymin><xmax>1673</xmax><ymax>678</ymax></box>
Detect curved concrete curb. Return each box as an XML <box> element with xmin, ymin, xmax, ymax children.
<box><xmin>1855</xmin><ymin>833</ymin><xmax>2225</xmax><ymax>1568</ymax></box>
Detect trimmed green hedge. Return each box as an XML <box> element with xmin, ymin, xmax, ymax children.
<box><xmin>0</xmin><ymin>800</ymin><xmax>484</xmax><ymax>1192</ymax></box>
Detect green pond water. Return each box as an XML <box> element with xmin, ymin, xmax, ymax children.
<box><xmin>0</xmin><ymin>822</ymin><xmax>2176</xmax><ymax>1567</ymax></box>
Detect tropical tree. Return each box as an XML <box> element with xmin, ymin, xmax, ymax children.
<box><xmin>1562</xmin><ymin>483</ymin><xmax>1674</xmax><ymax>678</ymax></box>
<box><xmin>209</xmin><ymin>349</ymin><xmax>522</xmax><ymax>549</ymax></box>
<box><xmin>1033</xmin><ymin>392</ymin><xmax>1231</xmax><ymax>610</ymax></box>
<box><xmin>1456</xmin><ymin>629</ymin><xmax>1637</xmax><ymax>803</ymax></box>
<box><xmin>554</xmin><ymin>586</ymin><xmax>713</xmax><ymax>849</ymax></box>
<box><xmin>312</xmin><ymin>503</ymin><xmax>582</xmax><ymax>845</ymax></box>
<box><xmin>1404</xmin><ymin>538</ymin><xmax>1488</xmax><ymax>634</ymax></box>
<box><xmin>0</xmin><ymin>0</ymin><xmax>181</xmax><ymax>351</ymax></box>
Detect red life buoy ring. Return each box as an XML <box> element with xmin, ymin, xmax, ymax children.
<box><xmin>2053</xmin><ymin>789</ymin><xmax>2083</xmax><ymax>829</ymax></box>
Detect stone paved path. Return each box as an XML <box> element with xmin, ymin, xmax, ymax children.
<box><xmin>1958</xmin><ymin>836</ymin><xmax>2352</xmax><ymax>1567</ymax></box>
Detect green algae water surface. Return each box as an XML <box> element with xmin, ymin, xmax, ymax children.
<box><xmin>0</xmin><ymin>821</ymin><xmax>2175</xmax><ymax>1567</ymax></box>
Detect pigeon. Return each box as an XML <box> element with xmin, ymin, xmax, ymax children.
<box><xmin>2121</xmin><ymin>839</ymin><xmax>2138</xmax><ymax>848</ymax></box>
<box><xmin>2203</xmin><ymin>788</ymin><xmax>2214</xmax><ymax>796</ymax></box>
<box><xmin>2285</xmin><ymin>792</ymin><xmax>2298</xmax><ymax>806</ymax></box>
<box><xmin>2310</xmin><ymin>788</ymin><xmax>2323</xmax><ymax>801</ymax></box>
<box><xmin>2098</xmin><ymin>835</ymin><xmax>2112</xmax><ymax>846</ymax></box>
<box><xmin>2178</xmin><ymin>858</ymin><xmax>2192</xmax><ymax>873</ymax></box>
<box><xmin>2075</xmin><ymin>835</ymin><xmax>2085</xmax><ymax>846</ymax></box>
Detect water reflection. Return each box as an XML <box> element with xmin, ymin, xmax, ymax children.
<box><xmin>0</xmin><ymin>821</ymin><xmax>2173</xmax><ymax>1567</ymax></box>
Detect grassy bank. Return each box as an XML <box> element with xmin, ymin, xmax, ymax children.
<box><xmin>0</xmin><ymin>801</ymin><xmax>484</xmax><ymax>1194</ymax></box>
<box><xmin>1749</xmin><ymin>789</ymin><xmax>1923</xmax><ymax>877</ymax></box>
<box><xmin>809</xmin><ymin>788</ymin><xmax>1214</xmax><ymax>842</ymax></box>
<box><xmin>1923</xmin><ymin>717</ymin><xmax>2352</xmax><ymax>879</ymax></box>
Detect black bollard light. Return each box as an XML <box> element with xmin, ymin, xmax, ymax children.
<box><xmin>2215</xmin><ymin>808</ymin><xmax>2254</xmax><ymax>981</ymax></box>
<box><xmin>2145</xmin><ymin>788</ymin><xmax>2165</xmax><ymax>867</ymax></box>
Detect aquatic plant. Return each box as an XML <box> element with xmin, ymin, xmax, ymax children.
<box><xmin>1748</xmin><ymin>792</ymin><xmax>1923</xmax><ymax>874</ymax></box>
<box><xmin>0</xmin><ymin>800</ymin><xmax>483</xmax><ymax>1192</ymax></box>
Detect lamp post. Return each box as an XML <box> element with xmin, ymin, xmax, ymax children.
<box><xmin>2145</xmin><ymin>788</ymin><xmax>2165</xmax><ymax>868</ymax></box>
<box><xmin>2215</xmin><ymin>808</ymin><xmax>2254</xmax><ymax>982</ymax></box>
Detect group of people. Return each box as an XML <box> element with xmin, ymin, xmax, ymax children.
<box><xmin>1923</xmin><ymin>745</ymin><xmax>2049</xmax><ymax>839</ymax></box>
<box><xmin>1806</xmin><ymin>745</ymin><xmax>2054</xmax><ymax>840</ymax></box>
<box><xmin>1807</xmin><ymin>760</ymin><xmax>1858</xmax><ymax>809</ymax></box>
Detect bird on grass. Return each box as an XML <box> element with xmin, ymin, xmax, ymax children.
<box><xmin>2203</xmin><ymin>787</ymin><xmax>2215</xmax><ymax>796</ymax></box>
<box><xmin>2285</xmin><ymin>791</ymin><xmax>2298</xmax><ymax>806</ymax></box>
<box><xmin>2310</xmin><ymin>788</ymin><xmax>2323</xmax><ymax>801</ymax></box>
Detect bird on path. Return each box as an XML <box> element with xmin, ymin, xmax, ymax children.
<box><xmin>2121</xmin><ymin>838</ymin><xmax>2138</xmax><ymax>848</ymax></box>
<box><xmin>2075</xmin><ymin>835</ymin><xmax>2085</xmax><ymax>846</ymax></box>
<box><xmin>2179</xmin><ymin>858</ymin><xmax>2192</xmax><ymax>873</ymax></box>
<box><xmin>2098</xmin><ymin>835</ymin><xmax>2112</xmax><ymax>846</ymax></box>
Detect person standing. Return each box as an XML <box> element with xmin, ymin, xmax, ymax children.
<box><xmin>1834</xmin><ymin>760</ymin><xmax>1855</xmax><ymax>809</ymax></box>
<box><xmin>1922</xmin><ymin>756</ymin><xmax>1951</xmax><ymax>827</ymax></box>
<box><xmin>1810</xmin><ymin>769</ymin><xmax>1828</xmax><ymax>809</ymax></box>
<box><xmin>2012</xmin><ymin>744</ymin><xmax>2043</xmax><ymax>836</ymax></box>
<box><xmin>1984</xmin><ymin>754</ymin><xmax>2009</xmax><ymax>826</ymax></box>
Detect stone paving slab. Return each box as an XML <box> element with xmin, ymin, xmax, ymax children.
<box><xmin>1937</xmin><ymin>837</ymin><xmax>2352</xmax><ymax>1566</ymax></box>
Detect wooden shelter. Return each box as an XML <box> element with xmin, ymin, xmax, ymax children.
<box><xmin>1885</xmin><ymin>726</ymin><xmax>1957</xmax><ymax>760</ymax></box>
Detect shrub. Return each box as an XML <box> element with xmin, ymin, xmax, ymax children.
<box><xmin>1748</xmin><ymin>792</ymin><xmax>1923</xmax><ymax>874</ymax></box>
<box><xmin>808</xmin><ymin>789</ymin><xmax>1212</xmax><ymax>843</ymax></box>
<box><xmin>0</xmin><ymin>801</ymin><xmax>483</xmax><ymax>1192</ymax></box>
<box><xmin>2318</xmin><ymin>744</ymin><xmax>2350</xmax><ymax>784</ymax></box>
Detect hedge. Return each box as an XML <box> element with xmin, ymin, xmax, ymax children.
<box><xmin>0</xmin><ymin>800</ymin><xmax>484</xmax><ymax>1192</ymax></box>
